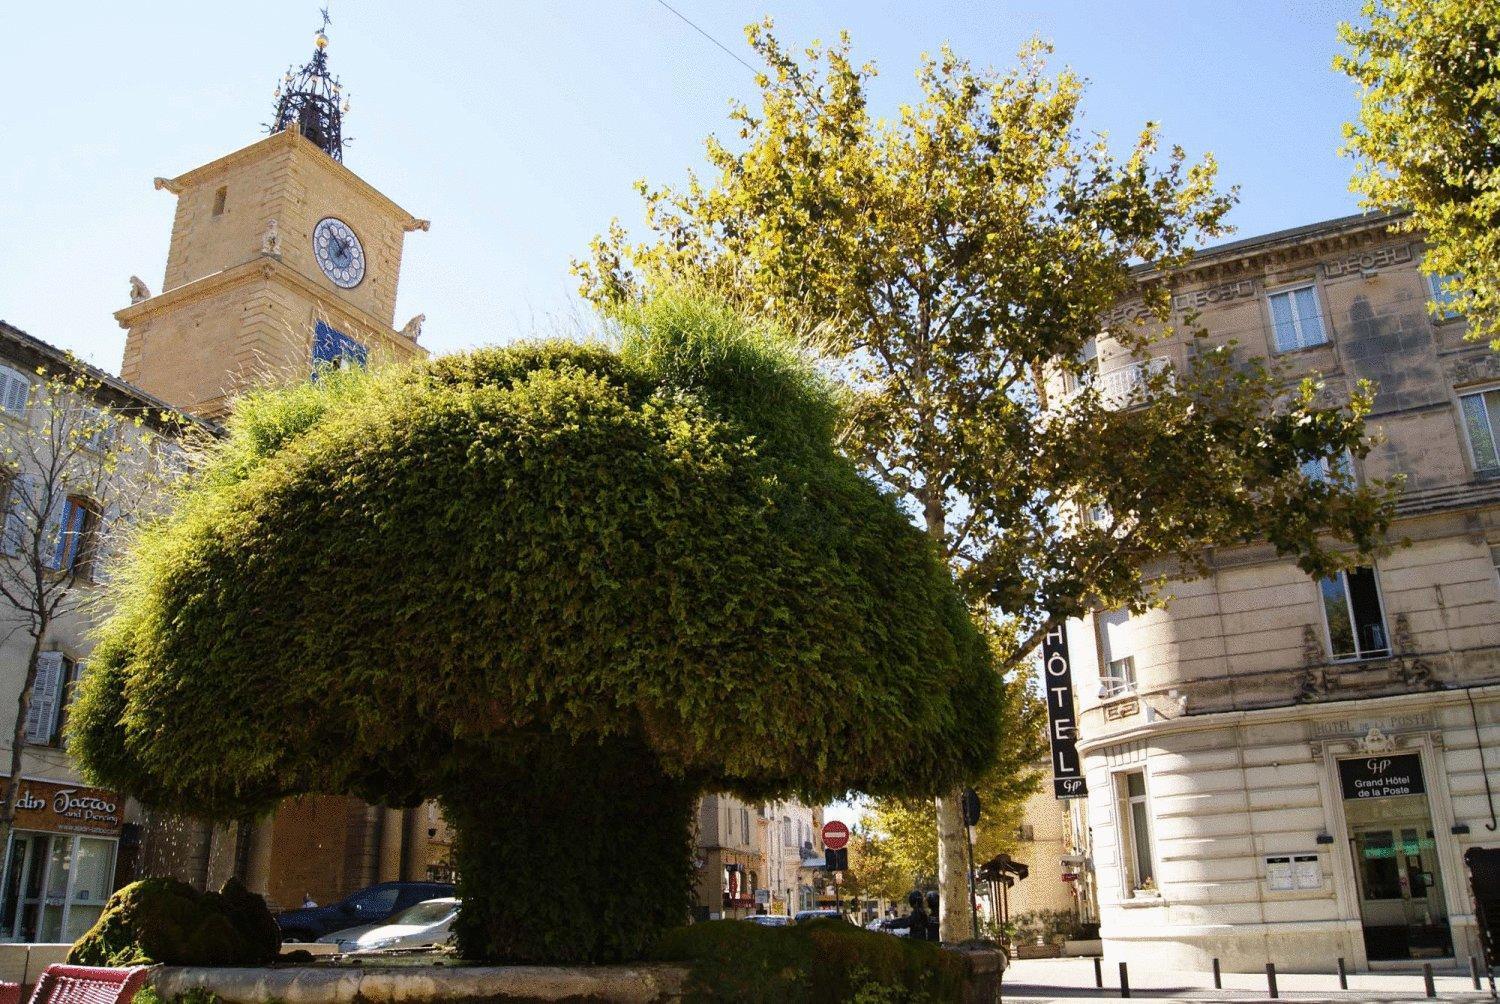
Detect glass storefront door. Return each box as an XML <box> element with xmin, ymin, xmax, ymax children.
<box><xmin>1340</xmin><ymin>754</ymin><xmax>1451</xmax><ymax>960</ymax></box>
<box><xmin>0</xmin><ymin>832</ymin><xmax>117</xmax><ymax>943</ymax></box>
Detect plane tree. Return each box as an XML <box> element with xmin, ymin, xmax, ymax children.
<box><xmin>68</xmin><ymin>294</ymin><xmax>1004</xmax><ymax>964</ymax></box>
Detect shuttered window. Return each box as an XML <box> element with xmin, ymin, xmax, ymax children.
<box><xmin>25</xmin><ymin>652</ymin><xmax>66</xmax><ymax>745</ymax></box>
<box><xmin>0</xmin><ymin>367</ymin><xmax>30</xmax><ymax>416</ymax></box>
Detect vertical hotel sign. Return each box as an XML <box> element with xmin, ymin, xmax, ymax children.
<box><xmin>1043</xmin><ymin>624</ymin><xmax>1088</xmax><ymax>799</ymax></box>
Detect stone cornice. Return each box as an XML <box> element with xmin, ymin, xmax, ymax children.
<box><xmin>153</xmin><ymin>129</ymin><xmax>430</xmax><ymax>233</ymax></box>
<box><xmin>114</xmin><ymin>254</ymin><xmax>427</xmax><ymax>359</ymax></box>
<box><xmin>1076</xmin><ymin>680</ymin><xmax>1500</xmax><ymax>755</ymax></box>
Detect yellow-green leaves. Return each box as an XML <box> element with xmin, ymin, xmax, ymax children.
<box><xmin>1338</xmin><ymin>0</ymin><xmax>1500</xmax><ymax>346</ymax></box>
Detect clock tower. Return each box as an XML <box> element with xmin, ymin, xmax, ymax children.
<box><xmin>114</xmin><ymin>22</ymin><xmax>448</xmax><ymax>909</ymax></box>
<box><xmin>115</xmin><ymin>24</ymin><xmax>428</xmax><ymax>419</ymax></box>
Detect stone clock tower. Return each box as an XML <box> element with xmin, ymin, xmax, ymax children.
<box><xmin>115</xmin><ymin>25</ymin><xmax>428</xmax><ymax>419</ymax></box>
<box><xmin>114</xmin><ymin>24</ymin><xmax>451</xmax><ymax>909</ymax></box>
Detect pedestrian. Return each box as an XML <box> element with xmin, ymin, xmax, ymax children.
<box><xmin>906</xmin><ymin>890</ymin><xmax>928</xmax><ymax>941</ymax></box>
<box><xmin>925</xmin><ymin>891</ymin><xmax>940</xmax><ymax>941</ymax></box>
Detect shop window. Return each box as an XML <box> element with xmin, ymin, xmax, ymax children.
<box><xmin>1268</xmin><ymin>285</ymin><xmax>1327</xmax><ymax>352</ymax></box>
<box><xmin>1460</xmin><ymin>387</ymin><xmax>1500</xmax><ymax>477</ymax></box>
<box><xmin>1096</xmin><ymin>609</ymin><xmax>1136</xmax><ymax>698</ymax></box>
<box><xmin>1116</xmin><ymin>770</ymin><xmax>1156</xmax><ymax>893</ymax></box>
<box><xmin>1</xmin><ymin>833</ymin><xmax>118</xmax><ymax>942</ymax></box>
<box><xmin>1427</xmin><ymin>273</ymin><xmax>1460</xmax><ymax>320</ymax></box>
<box><xmin>1319</xmin><ymin>566</ymin><xmax>1389</xmax><ymax>661</ymax></box>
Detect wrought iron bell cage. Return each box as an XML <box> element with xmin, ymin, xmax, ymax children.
<box><xmin>269</xmin><ymin>30</ymin><xmax>348</xmax><ymax>161</ymax></box>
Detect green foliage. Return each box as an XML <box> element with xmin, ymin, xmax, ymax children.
<box><xmin>580</xmin><ymin>22</ymin><xmax>1401</xmax><ymax>929</ymax></box>
<box><xmin>132</xmin><ymin>988</ymin><xmax>222</xmax><ymax>1004</ymax></box>
<box><xmin>67</xmin><ymin>877</ymin><xmax>280</xmax><ymax>967</ymax></box>
<box><xmin>852</xmin><ymin>668</ymin><xmax>1047</xmax><ymax>899</ymax></box>
<box><xmin>651</xmin><ymin>919</ymin><xmax>967</xmax><ymax>1003</ymax></box>
<box><xmin>1338</xmin><ymin>0</ymin><xmax>1500</xmax><ymax>346</ymax></box>
<box><xmin>70</xmin><ymin>292</ymin><xmax>1002</xmax><ymax>962</ymax></box>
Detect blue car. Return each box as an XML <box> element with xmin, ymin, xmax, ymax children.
<box><xmin>275</xmin><ymin>881</ymin><xmax>455</xmax><ymax>942</ymax></box>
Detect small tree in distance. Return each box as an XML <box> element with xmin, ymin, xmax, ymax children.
<box><xmin>579</xmin><ymin>23</ymin><xmax>1402</xmax><ymax>936</ymax></box>
<box><xmin>0</xmin><ymin>362</ymin><xmax>180</xmax><ymax>854</ymax></box>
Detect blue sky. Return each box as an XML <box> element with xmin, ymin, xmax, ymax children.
<box><xmin>1</xmin><ymin>1</ymin><xmax>1365</xmax><ymax>372</ymax></box>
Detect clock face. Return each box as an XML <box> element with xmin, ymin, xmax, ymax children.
<box><xmin>312</xmin><ymin>217</ymin><xmax>366</xmax><ymax>289</ymax></box>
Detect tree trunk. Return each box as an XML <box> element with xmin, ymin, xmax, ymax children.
<box><xmin>440</xmin><ymin>732</ymin><xmax>699</xmax><ymax>964</ymax></box>
<box><xmin>0</xmin><ymin>632</ymin><xmax>46</xmax><ymax>860</ymax></box>
<box><xmin>922</xmin><ymin>490</ymin><xmax>974</xmax><ymax>942</ymax></box>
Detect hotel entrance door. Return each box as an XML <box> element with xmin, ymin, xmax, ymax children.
<box><xmin>1339</xmin><ymin>754</ymin><xmax>1452</xmax><ymax>961</ymax></box>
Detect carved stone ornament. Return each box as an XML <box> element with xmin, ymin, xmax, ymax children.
<box><xmin>1391</xmin><ymin>612</ymin><xmax>1440</xmax><ymax>690</ymax></box>
<box><xmin>260</xmin><ymin>219</ymin><xmax>283</xmax><ymax>257</ymax></box>
<box><xmin>400</xmin><ymin>313</ymin><xmax>426</xmax><ymax>342</ymax></box>
<box><xmin>128</xmin><ymin>276</ymin><xmax>151</xmax><ymax>304</ymax></box>
<box><xmin>1296</xmin><ymin>625</ymin><xmax>1338</xmax><ymax>703</ymax></box>
<box><xmin>1447</xmin><ymin>352</ymin><xmax>1500</xmax><ymax>388</ymax></box>
<box><xmin>1357</xmin><ymin>726</ymin><xmax>1396</xmax><ymax>754</ymax></box>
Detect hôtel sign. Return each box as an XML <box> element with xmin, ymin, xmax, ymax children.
<box><xmin>1042</xmin><ymin>624</ymin><xmax>1087</xmax><ymax>799</ymax></box>
<box><xmin>4</xmin><ymin>777</ymin><xmax>122</xmax><ymax>837</ymax></box>
<box><xmin>1338</xmin><ymin>754</ymin><xmax>1426</xmax><ymax>801</ymax></box>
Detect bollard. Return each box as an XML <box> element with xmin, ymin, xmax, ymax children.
<box><xmin>1212</xmin><ymin>957</ymin><xmax>1221</xmax><ymax>989</ymax></box>
<box><xmin>1094</xmin><ymin>956</ymin><xmax>1103</xmax><ymax>989</ymax></box>
<box><xmin>1423</xmin><ymin>962</ymin><xmax>1435</xmax><ymax>998</ymax></box>
<box><xmin>1266</xmin><ymin>962</ymin><xmax>1278</xmax><ymax>1000</ymax></box>
<box><xmin>1337</xmin><ymin>956</ymin><xmax>1348</xmax><ymax>990</ymax></box>
<box><xmin>1119</xmin><ymin>961</ymin><xmax>1130</xmax><ymax>999</ymax></box>
<box><xmin>1472</xmin><ymin>957</ymin><xmax>1482</xmax><ymax>991</ymax></box>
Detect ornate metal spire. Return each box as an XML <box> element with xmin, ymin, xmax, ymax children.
<box><xmin>269</xmin><ymin>7</ymin><xmax>350</xmax><ymax>161</ymax></box>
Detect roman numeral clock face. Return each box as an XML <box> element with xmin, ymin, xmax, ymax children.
<box><xmin>313</xmin><ymin>217</ymin><xmax>365</xmax><ymax>289</ymax></box>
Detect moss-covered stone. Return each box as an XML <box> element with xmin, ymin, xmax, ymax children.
<box><xmin>650</xmin><ymin>919</ymin><xmax>969</xmax><ymax>1002</ymax></box>
<box><xmin>68</xmin><ymin>877</ymin><xmax>280</xmax><ymax>967</ymax></box>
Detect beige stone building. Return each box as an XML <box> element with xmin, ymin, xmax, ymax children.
<box><xmin>1061</xmin><ymin>211</ymin><xmax>1500</xmax><ymax>972</ymax></box>
<box><xmin>0</xmin><ymin>320</ymin><xmax>189</xmax><ymax>943</ymax></box>
<box><xmin>692</xmin><ymin>794</ymin><xmax>821</xmax><ymax>920</ymax></box>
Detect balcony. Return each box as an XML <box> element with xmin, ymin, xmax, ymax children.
<box><xmin>1099</xmin><ymin>357</ymin><xmax>1171</xmax><ymax>408</ymax></box>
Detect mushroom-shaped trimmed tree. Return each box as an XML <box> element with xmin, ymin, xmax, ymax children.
<box><xmin>69</xmin><ymin>295</ymin><xmax>1003</xmax><ymax>964</ymax></box>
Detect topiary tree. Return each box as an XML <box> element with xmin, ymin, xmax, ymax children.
<box><xmin>68</xmin><ymin>294</ymin><xmax>1003</xmax><ymax>965</ymax></box>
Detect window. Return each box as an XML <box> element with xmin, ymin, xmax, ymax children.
<box><xmin>1096</xmin><ymin>609</ymin><xmax>1136</xmax><ymax>698</ymax></box>
<box><xmin>1460</xmin><ymin>387</ymin><xmax>1500</xmax><ymax>476</ymax></box>
<box><xmin>312</xmin><ymin>320</ymin><xmax>368</xmax><ymax>374</ymax></box>
<box><xmin>24</xmin><ymin>652</ymin><xmax>72</xmax><ymax>746</ymax></box>
<box><xmin>0</xmin><ymin>367</ymin><xmax>31</xmax><ymax>416</ymax></box>
<box><xmin>346</xmin><ymin>885</ymin><xmax>399</xmax><ymax>917</ymax></box>
<box><xmin>1319</xmin><ymin>566</ymin><xmax>1388</xmax><ymax>660</ymax></box>
<box><xmin>1301</xmin><ymin>450</ymin><xmax>1355</xmax><ymax>485</ymax></box>
<box><xmin>1117</xmin><ymin>771</ymin><xmax>1155</xmax><ymax>892</ymax></box>
<box><xmin>49</xmin><ymin>496</ymin><xmax>100</xmax><ymax>577</ymax></box>
<box><xmin>1268</xmin><ymin>285</ymin><xmax>1327</xmax><ymax>351</ymax></box>
<box><xmin>212</xmin><ymin>186</ymin><xmax>227</xmax><ymax>217</ymax></box>
<box><xmin>1060</xmin><ymin>338</ymin><xmax>1098</xmax><ymax>395</ymax></box>
<box><xmin>1427</xmin><ymin>273</ymin><xmax>1460</xmax><ymax>319</ymax></box>
<box><xmin>741</xmin><ymin>808</ymin><xmax>750</xmax><ymax>843</ymax></box>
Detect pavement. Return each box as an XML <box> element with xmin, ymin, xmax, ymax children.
<box><xmin>1001</xmin><ymin>957</ymin><xmax>1500</xmax><ymax>1004</ymax></box>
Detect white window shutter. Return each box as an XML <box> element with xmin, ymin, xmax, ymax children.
<box><xmin>25</xmin><ymin>652</ymin><xmax>64</xmax><ymax>745</ymax></box>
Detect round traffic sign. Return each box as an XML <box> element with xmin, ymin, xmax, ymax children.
<box><xmin>821</xmin><ymin>820</ymin><xmax>850</xmax><ymax>851</ymax></box>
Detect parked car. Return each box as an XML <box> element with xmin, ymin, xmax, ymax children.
<box><xmin>744</xmin><ymin>914</ymin><xmax>791</xmax><ymax>927</ymax></box>
<box><xmin>317</xmin><ymin>897</ymin><xmax>460</xmax><ymax>954</ymax></box>
<box><xmin>275</xmin><ymin>881</ymin><xmax>455</xmax><ymax>942</ymax></box>
<box><xmin>868</xmin><ymin>916</ymin><xmax>913</xmax><ymax>937</ymax></box>
<box><xmin>792</xmin><ymin>909</ymin><xmax>847</xmax><ymax>924</ymax></box>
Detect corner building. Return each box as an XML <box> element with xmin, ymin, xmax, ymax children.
<box><xmin>1066</xmin><ymin>211</ymin><xmax>1500</xmax><ymax>972</ymax></box>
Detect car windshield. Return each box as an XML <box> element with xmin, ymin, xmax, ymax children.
<box><xmin>387</xmin><ymin>900</ymin><xmax>456</xmax><ymax>926</ymax></box>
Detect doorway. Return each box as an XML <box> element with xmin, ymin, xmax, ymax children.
<box><xmin>0</xmin><ymin>832</ymin><xmax>117</xmax><ymax>943</ymax></box>
<box><xmin>1339</xmin><ymin>755</ymin><xmax>1452</xmax><ymax>961</ymax></box>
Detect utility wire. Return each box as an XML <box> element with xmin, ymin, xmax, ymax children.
<box><xmin>654</xmin><ymin>0</ymin><xmax>759</xmax><ymax>78</ymax></box>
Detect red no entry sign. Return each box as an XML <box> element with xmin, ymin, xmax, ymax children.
<box><xmin>821</xmin><ymin>820</ymin><xmax>849</xmax><ymax>851</ymax></box>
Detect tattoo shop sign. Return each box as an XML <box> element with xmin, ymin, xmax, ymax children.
<box><xmin>1042</xmin><ymin>624</ymin><xmax>1088</xmax><ymax>799</ymax></box>
<box><xmin>5</xmin><ymin>777</ymin><xmax>123</xmax><ymax>836</ymax></box>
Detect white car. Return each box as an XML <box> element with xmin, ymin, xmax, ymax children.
<box><xmin>317</xmin><ymin>897</ymin><xmax>459</xmax><ymax>954</ymax></box>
